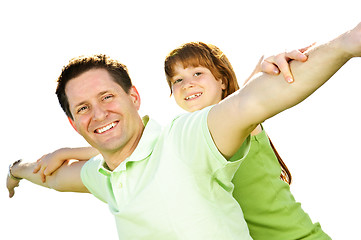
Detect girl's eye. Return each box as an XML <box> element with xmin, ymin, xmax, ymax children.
<box><xmin>173</xmin><ymin>78</ymin><xmax>183</xmax><ymax>85</ymax></box>
<box><xmin>194</xmin><ymin>72</ymin><xmax>202</xmax><ymax>77</ymax></box>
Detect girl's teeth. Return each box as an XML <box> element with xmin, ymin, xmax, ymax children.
<box><xmin>186</xmin><ymin>93</ymin><xmax>202</xmax><ymax>100</ymax></box>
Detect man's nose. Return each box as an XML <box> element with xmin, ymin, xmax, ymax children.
<box><xmin>92</xmin><ymin>105</ymin><xmax>108</xmax><ymax>121</ymax></box>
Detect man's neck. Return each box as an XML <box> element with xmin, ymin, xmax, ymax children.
<box><xmin>102</xmin><ymin>120</ymin><xmax>145</xmax><ymax>171</ymax></box>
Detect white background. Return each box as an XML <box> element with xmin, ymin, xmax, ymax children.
<box><xmin>1</xmin><ymin>0</ymin><xmax>360</xmax><ymax>239</ymax></box>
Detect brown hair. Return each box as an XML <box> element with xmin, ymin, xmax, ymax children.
<box><xmin>164</xmin><ymin>42</ymin><xmax>292</xmax><ymax>184</ymax></box>
<box><xmin>165</xmin><ymin>42</ymin><xmax>239</xmax><ymax>98</ymax></box>
<box><xmin>56</xmin><ymin>54</ymin><xmax>133</xmax><ymax>120</ymax></box>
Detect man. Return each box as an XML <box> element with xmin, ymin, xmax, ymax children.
<box><xmin>7</xmin><ymin>22</ymin><xmax>361</xmax><ymax>239</ymax></box>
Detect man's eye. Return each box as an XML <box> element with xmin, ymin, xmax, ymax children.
<box><xmin>77</xmin><ymin>106</ymin><xmax>88</xmax><ymax>113</ymax></box>
<box><xmin>103</xmin><ymin>94</ymin><xmax>114</xmax><ymax>101</ymax></box>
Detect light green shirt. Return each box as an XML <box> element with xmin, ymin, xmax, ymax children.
<box><xmin>81</xmin><ymin>107</ymin><xmax>252</xmax><ymax>240</ymax></box>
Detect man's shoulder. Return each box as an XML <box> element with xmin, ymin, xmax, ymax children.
<box><xmin>81</xmin><ymin>154</ymin><xmax>103</xmax><ymax>174</ymax></box>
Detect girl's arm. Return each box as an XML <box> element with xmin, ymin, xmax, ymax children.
<box><xmin>33</xmin><ymin>146</ymin><xmax>99</xmax><ymax>182</ymax></box>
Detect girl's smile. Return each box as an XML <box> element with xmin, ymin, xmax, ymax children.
<box><xmin>171</xmin><ymin>64</ymin><xmax>225</xmax><ymax>112</ymax></box>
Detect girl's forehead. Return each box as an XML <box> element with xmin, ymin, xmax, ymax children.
<box><xmin>178</xmin><ymin>56</ymin><xmax>204</xmax><ymax>67</ymax></box>
<box><xmin>173</xmin><ymin>63</ymin><xmax>207</xmax><ymax>73</ymax></box>
<box><xmin>173</xmin><ymin>61</ymin><xmax>206</xmax><ymax>73</ymax></box>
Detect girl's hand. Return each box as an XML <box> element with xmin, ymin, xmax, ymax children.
<box><xmin>33</xmin><ymin>148</ymin><xmax>71</xmax><ymax>183</ymax></box>
<box><xmin>244</xmin><ymin>43</ymin><xmax>315</xmax><ymax>85</ymax></box>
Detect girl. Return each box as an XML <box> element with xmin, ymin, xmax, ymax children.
<box><xmin>163</xmin><ymin>42</ymin><xmax>330</xmax><ymax>240</ymax></box>
<box><xmin>32</xmin><ymin>43</ymin><xmax>329</xmax><ymax>239</ymax></box>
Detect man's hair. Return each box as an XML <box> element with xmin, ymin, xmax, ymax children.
<box><xmin>164</xmin><ymin>42</ymin><xmax>239</xmax><ymax>99</ymax></box>
<box><xmin>56</xmin><ymin>54</ymin><xmax>133</xmax><ymax>119</ymax></box>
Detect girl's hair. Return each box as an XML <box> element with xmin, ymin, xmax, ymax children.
<box><xmin>164</xmin><ymin>42</ymin><xmax>239</xmax><ymax>98</ymax></box>
<box><xmin>164</xmin><ymin>42</ymin><xmax>292</xmax><ymax>184</ymax></box>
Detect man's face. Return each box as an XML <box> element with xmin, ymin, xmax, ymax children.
<box><xmin>66</xmin><ymin>68</ymin><xmax>142</xmax><ymax>154</ymax></box>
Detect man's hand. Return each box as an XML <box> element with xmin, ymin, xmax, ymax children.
<box><xmin>7</xmin><ymin>160</ymin><xmax>23</xmax><ymax>198</ymax></box>
<box><xmin>7</xmin><ymin>173</ymin><xmax>21</xmax><ymax>198</ymax></box>
<box><xmin>7</xmin><ymin>158</ymin><xmax>89</xmax><ymax>196</ymax></box>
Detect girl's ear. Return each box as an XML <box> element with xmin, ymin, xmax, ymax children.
<box><xmin>68</xmin><ymin>117</ymin><xmax>79</xmax><ymax>133</ymax></box>
<box><xmin>220</xmin><ymin>77</ymin><xmax>227</xmax><ymax>90</ymax></box>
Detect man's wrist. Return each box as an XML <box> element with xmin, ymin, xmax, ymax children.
<box><xmin>8</xmin><ymin>159</ymin><xmax>23</xmax><ymax>181</ymax></box>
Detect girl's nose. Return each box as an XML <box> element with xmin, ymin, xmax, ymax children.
<box><xmin>181</xmin><ymin>77</ymin><xmax>194</xmax><ymax>89</ymax></box>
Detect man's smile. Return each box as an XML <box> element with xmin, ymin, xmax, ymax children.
<box><xmin>94</xmin><ymin>121</ymin><xmax>119</xmax><ymax>134</ymax></box>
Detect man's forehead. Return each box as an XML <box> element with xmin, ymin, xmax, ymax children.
<box><xmin>65</xmin><ymin>69</ymin><xmax>121</xmax><ymax>105</ymax></box>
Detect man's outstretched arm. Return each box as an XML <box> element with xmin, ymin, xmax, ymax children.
<box><xmin>209</xmin><ymin>22</ymin><xmax>361</xmax><ymax>159</ymax></box>
<box><xmin>7</xmin><ymin>159</ymin><xmax>89</xmax><ymax>198</ymax></box>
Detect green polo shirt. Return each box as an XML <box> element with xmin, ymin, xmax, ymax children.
<box><xmin>81</xmin><ymin>106</ymin><xmax>252</xmax><ymax>240</ymax></box>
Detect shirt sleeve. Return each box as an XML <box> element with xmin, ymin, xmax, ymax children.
<box><xmin>168</xmin><ymin>106</ymin><xmax>251</xmax><ymax>190</ymax></box>
<box><xmin>80</xmin><ymin>156</ymin><xmax>109</xmax><ymax>203</ymax></box>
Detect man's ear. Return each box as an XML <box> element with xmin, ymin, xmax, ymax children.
<box><xmin>129</xmin><ymin>86</ymin><xmax>141</xmax><ymax>110</ymax></box>
<box><xmin>68</xmin><ymin>117</ymin><xmax>79</xmax><ymax>133</ymax></box>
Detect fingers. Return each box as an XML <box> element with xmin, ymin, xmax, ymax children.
<box><xmin>285</xmin><ymin>49</ymin><xmax>308</xmax><ymax>62</ymax></box>
<box><xmin>273</xmin><ymin>54</ymin><xmax>294</xmax><ymax>83</ymax></box>
<box><xmin>262</xmin><ymin>46</ymin><xmax>312</xmax><ymax>83</ymax></box>
<box><xmin>6</xmin><ymin>176</ymin><xmax>20</xmax><ymax>198</ymax></box>
<box><xmin>33</xmin><ymin>156</ymin><xmax>44</xmax><ymax>173</ymax></box>
<box><xmin>33</xmin><ymin>155</ymin><xmax>47</xmax><ymax>182</ymax></box>
<box><xmin>9</xmin><ymin>189</ymin><xmax>15</xmax><ymax>198</ymax></box>
<box><xmin>264</xmin><ymin>53</ymin><xmax>294</xmax><ymax>83</ymax></box>
<box><xmin>44</xmin><ymin>161</ymin><xmax>58</xmax><ymax>176</ymax></box>
<box><xmin>39</xmin><ymin>167</ymin><xmax>46</xmax><ymax>183</ymax></box>
<box><xmin>33</xmin><ymin>163</ymin><xmax>41</xmax><ymax>173</ymax></box>
<box><xmin>298</xmin><ymin>42</ymin><xmax>316</xmax><ymax>53</ymax></box>
<box><xmin>35</xmin><ymin>165</ymin><xmax>47</xmax><ymax>182</ymax></box>
<box><xmin>261</xmin><ymin>59</ymin><xmax>280</xmax><ymax>75</ymax></box>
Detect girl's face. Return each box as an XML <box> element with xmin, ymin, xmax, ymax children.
<box><xmin>170</xmin><ymin>63</ymin><xmax>226</xmax><ymax>112</ymax></box>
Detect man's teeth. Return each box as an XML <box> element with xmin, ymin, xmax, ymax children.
<box><xmin>185</xmin><ymin>93</ymin><xmax>202</xmax><ymax>100</ymax></box>
<box><xmin>96</xmin><ymin>122</ymin><xmax>117</xmax><ymax>134</ymax></box>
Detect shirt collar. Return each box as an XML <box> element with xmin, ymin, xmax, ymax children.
<box><xmin>98</xmin><ymin>115</ymin><xmax>162</xmax><ymax>175</ymax></box>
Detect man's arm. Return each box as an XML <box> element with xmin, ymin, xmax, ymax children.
<box><xmin>7</xmin><ymin>159</ymin><xmax>89</xmax><ymax>198</ymax></box>
<box><xmin>33</xmin><ymin>146</ymin><xmax>99</xmax><ymax>182</ymax></box>
<box><xmin>209</xmin><ymin>22</ymin><xmax>361</xmax><ymax>159</ymax></box>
